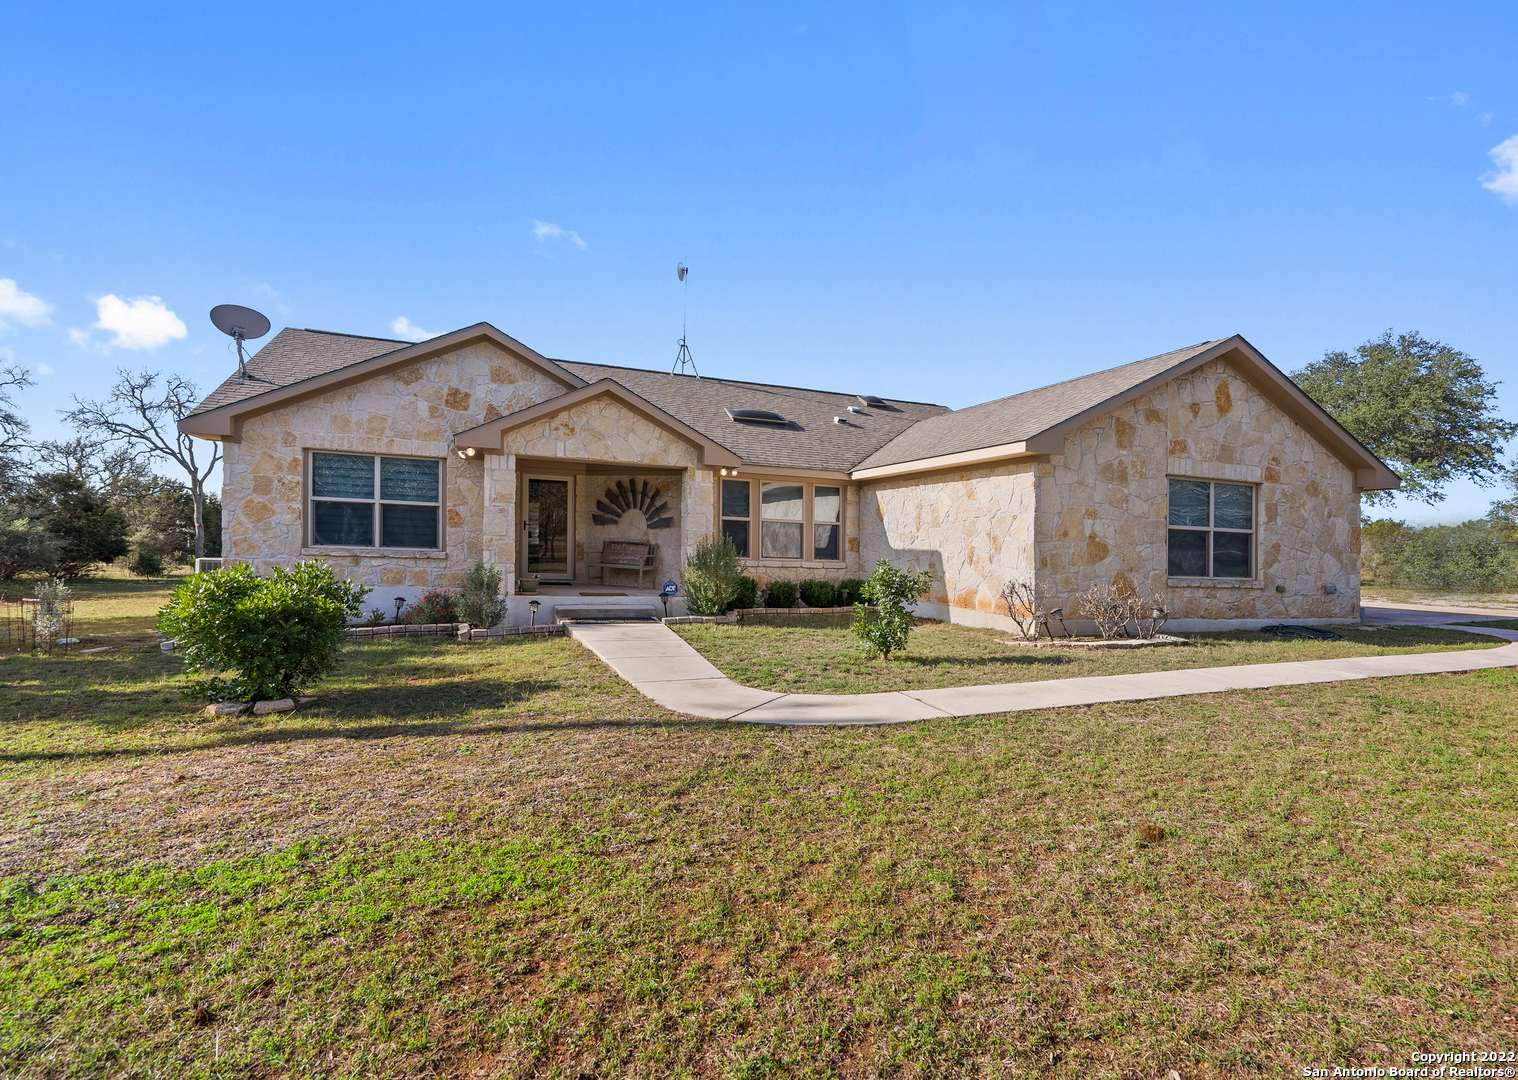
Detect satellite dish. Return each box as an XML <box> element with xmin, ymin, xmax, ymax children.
<box><xmin>677</xmin><ymin>263</ymin><xmax>688</xmax><ymax>282</ymax></box>
<box><xmin>209</xmin><ymin>305</ymin><xmax>271</xmax><ymax>380</ymax></box>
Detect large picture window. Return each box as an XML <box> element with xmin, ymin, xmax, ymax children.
<box><xmin>311</xmin><ymin>453</ymin><xmax>442</xmax><ymax>549</ymax></box>
<box><xmin>1167</xmin><ymin>478</ymin><xmax>1253</xmax><ymax>578</ymax></box>
<box><xmin>719</xmin><ymin>478</ymin><xmax>845</xmax><ymax>562</ymax></box>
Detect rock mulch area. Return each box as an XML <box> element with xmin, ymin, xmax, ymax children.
<box><xmin>202</xmin><ymin>695</ymin><xmax>320</xmax><ymax>718</ymax></box>
<box><xmin>997</xmin><ymin>634</ymin><xmax>1190</xmax><ymax>649</ymax></box>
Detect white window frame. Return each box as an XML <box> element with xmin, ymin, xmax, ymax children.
<box><xmin>1166</xmin><ymin>477</ymin><xmax>1255</xmax><ymax>579</ymax></box>
<box><xmin>308</xmin><ymin>452</ymin><xmax>444</xmax><ymax>550</ymax></box>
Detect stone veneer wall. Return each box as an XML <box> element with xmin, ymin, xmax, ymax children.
<box><xmin>1034</xmin><ymin>358</ymin><xmax>1360</xmax><ymax>625</ymax></box>
<box><xmin>574</xmin><ymin>472</ymin><xmax>683</xmax><ymax>586</ymax></box>
<box><xmin>221</xmin><ymin>342</ymin><xmax>571</xmax><ymax>597</ymax></box>
<box><xmin>859</xmin><ymin>464</ymin><xmax>1038</xmax><ymax>624</ymax></box>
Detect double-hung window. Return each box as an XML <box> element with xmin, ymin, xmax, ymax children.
<box><xmin>1167</xmin><ymin>478</ymin><xmax>1253</xmax><ymax>578</ymax></box>
<box><xmin>720</xmin><ymin>478</ymin><xmax>844</xmax><ymax>561</ymax></box>
<box><xmin>310</xmin><ymin>453</ymin><xmax>442</xmax><ymax>549</ymax></box>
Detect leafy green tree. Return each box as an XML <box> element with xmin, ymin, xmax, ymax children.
<box><xmin>19</xmin><ymin>473</ymin><xmax>129</xmax><ymax>578</ymax></box>
<box><xmin>681</xmin><ymin>534</ymin><xmax>743</xmax><ymax>616</ymax></box>
<box><xmin>852</xmin><ymin>559</ymin><xmax>934</xmax><ymax>659</ymax></box>
<box><xmin>0</xmin><ymin>516</ymin><xmax>59</xmax><ymax>581</ymax></box>
<box><xmin>1292</xmin><ymin>331</ymin><xmax>1518</xmax><ymax>505</ymax></box>
<box><xmin>158</xmin><ymin>561</ymin><xmax>368</xmax><ymax>702</ymax></box>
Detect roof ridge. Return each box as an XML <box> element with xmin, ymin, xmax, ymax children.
<box><xmin>299</xmin><ymin>327</ymin><xmax>412</xmax><ymax>344</ymax></box>
<box><xmin>557</xmin><ymin>359</ymin><xmax>947</xmax><ymax>408</ymax></box>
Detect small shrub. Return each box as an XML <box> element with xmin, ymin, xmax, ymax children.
<box><xmin>682</xmin><ymin>534</ymin><xmax>744</xmax><ymax>616</ymax></box>
<box><xmin>798</xmin><ymin>579</ymin><xmax>835</xmax><ymax>607</ymax></box>
<box><xmin>764</xmin><ymin>580</ymin><xmax>797</xmax><ymax>608</ymax></box>
<box><xmin>362</xmin><ymin>608</ymin><xmax>389</xmax><ymax>627</ymax></box>
<box><xmin>404</xmin><ymin>588</ymin><xmax>459</xmax><ymax>624</ymax></box>
<box><xmin>852</xmin><ymin>560</ymin><xmax>933</xmax><ymax>659</ymax></box>
<box><xmin>1078</xmin><ymin>582</ymin><xmax>1134</xmax><ymax>639</ymax></box>
<box><xmin>835</xmin><ymin>578</ymin><xmax>866</xmax><ymax>606</ymax></box>
<box><xmin>157</xmin><ymin>560</ymin><xmax>368</xmax><ymax>702</ymax></box>
<box><xmin>128</xmin><ymin>548</ymin><xmax>165</xmax><ymax>577</ymax></box>
<box><xmin>1000</xmin><ymin>578</ymin><xmax>1041</xmax><ymax>639</ymax></box>
<box><xmin>458</xmin><ymin>560</ymin><xmax>507</xmax><ymax>628</ymax></box>
<box><xmin>726</xmin><ymin>575</ymin><xmax>759</xmax><ymax>612</ymax></box>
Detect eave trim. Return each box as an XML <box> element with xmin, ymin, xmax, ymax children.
<box><xmin>452</xmin><ymin>379</ymin><xmax>743</xmax><ymax>468</ymax></box>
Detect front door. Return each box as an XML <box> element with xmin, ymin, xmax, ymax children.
<box><xmin>523</xmin><ymin>476</ymin><xmax>573</xmax><ymax>581</ymax></box>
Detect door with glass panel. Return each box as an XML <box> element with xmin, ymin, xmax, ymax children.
<box><xmin>523</xmin><ymin>476</ymin><xmax>572</xmax><ymax>580</ymax></box>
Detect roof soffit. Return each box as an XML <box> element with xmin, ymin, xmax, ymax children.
<box><xmin>177</xmin><ymin>323</ymin><xmax>586</xmax><ymax>439</ymax></box>
<box><xmin>453</xmin><ymin>379</ymin><xmax>743</xmax><ymax>468</ymax></box>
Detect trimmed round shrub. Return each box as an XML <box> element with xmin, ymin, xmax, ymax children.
<box><xmin>764</xmin><ymin>580</ymin><xmax>797</xmax><ymax>608</ymax></box>
<box><xmin>836</xmin><ymin>578</ymin><xmax>866</xmax><ymax>606</ymax></box>
<box><xmin>404</xmin><ymin>588</ymin><xmax>459</xmax><ymax>624</ymax></box>
<box><xmin>158</xmin><ymin>560</ymin><xmax>368</xmax><ymax>702</ymax></box>
<box><xmin>798</xmin><ymin>579</ymin><xmax>835</xmax><ymax>607</ymax></box>
<box><xmin>726</xmin><ymin>575</ymin><xmax>759</xmax><ymax>612</ymax></box>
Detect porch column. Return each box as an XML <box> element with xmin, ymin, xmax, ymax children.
<box><xmin>679</xmin><ymin>465</ymin><xmax>716</xmax><ymax>567</ymax></box>
<box><xmin>483</xmin><ymin>452</ymin><xmax>518</xmax><ymax>593</ymax></box>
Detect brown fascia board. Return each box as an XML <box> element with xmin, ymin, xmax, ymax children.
<box><xmin>855</xmin><ymin>335</ymin><xmax>1401</xmax><ymax>492</ymax></box>
<box><xmin>452</xmin><ymin>379</ymin><xmax>743</xmax><ymax>469</ymax></box>
<box><xmin>176</xmin><ymin>323</ymin><xmax>587</xmax><ymax>441</ymax></box>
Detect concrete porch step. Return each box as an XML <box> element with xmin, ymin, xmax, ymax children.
<box><xmin>552</xmin><ymin>605</ymin><xmax>663</xmax><ymax>624</ymax></box>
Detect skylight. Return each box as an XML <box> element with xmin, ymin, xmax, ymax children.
<box><xmin>725</xmin><ymin>408</ymin><xmax>788</xmax><ymax>425</ymax></box>
<box><xmin>857</xmin><ymin>395</ymin><xmax>887</xmax><ymax>408</ymax></box>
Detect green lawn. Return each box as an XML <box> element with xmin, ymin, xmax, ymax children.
<box><xmin>3</xmin><ymin>580</ymin><xmax>1517</xmax><ymax>1076</ymax></box>
<box><xmin>671</xmin><ymin>615</ymin><xmax>1498</xmax><ymax>694</ymax></box>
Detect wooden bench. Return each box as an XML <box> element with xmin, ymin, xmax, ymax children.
<box><xmin>588</xmin><ymin>540</ymin><xmax>657</xmax><ymax>588</ymax></box>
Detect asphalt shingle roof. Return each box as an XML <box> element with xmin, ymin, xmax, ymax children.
<box><xmin>557</xmin><ymin>362</ymin><xmax>948</xmax><ymax>473</ymax></box>
<box><xmin>187</xmin><ymin>329</ymin><xmax>411</xmax><ymax>417</ymax></box>
<box><xmin>185</xmin><ymin>327</ymin><xmax>1231</xmax><ymax>474</ymax></box>
<box><xmin>852</xmin><ymin>340</ymin><xmax>1227</xmax><ymax>470</ymax></box>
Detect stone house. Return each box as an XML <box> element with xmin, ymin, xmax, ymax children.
<box><xmin>180</xmin><ymin>325</ymin><xmax>1399</xmax><ymax>629</ymax></box>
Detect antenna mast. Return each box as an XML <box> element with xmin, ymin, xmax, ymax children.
<box><xmin>672</xmin><ymin>261</ymin><xmax>699</xmax><ymax>377</ymax></box>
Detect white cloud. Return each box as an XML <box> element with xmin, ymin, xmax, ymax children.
<box><xmin>36</xmin><ymin>362</ymin><xmax>54</xmax><ymax>375</ymax></box>
<box><xmin>532</xmin><ymin>220</ymin><xmax>587</xmax><ymax>249</ymax></box>
<box><xmin>1481</xmin><ymin>134</ymin><xmax>1518</xmax><ymax>205</ymax></box>
<box><xmin>0</xmin><ymin>278</ymin><xmax>54</xmax><ymax>330</ymax></box>
<box><xmin>389</xmin><ymin>316</ymin><xmax>438</xmax><ymax>342</ymax></box>
<box><xmin>72</xmin><ymin>294</ymin><xmax>188</xmax><ymax>350</ymax></box>
<box><xmin>1446</xmin><ymin>91</ymin><xmax>1471</xmax><ymax>107</ymax></box>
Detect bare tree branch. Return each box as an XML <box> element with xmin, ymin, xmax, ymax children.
<box><xmin>0</xmin><ymin>364</ymin><xmax>35</xmax><ymax>499</ymax></box>
<box><xmin>63</xmin><ymin>369</ymin><xmax>221</xmax><ymax>558</ymax></box>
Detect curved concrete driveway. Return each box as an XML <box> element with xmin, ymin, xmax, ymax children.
<box><xmin>567</xmin><ymin>610</ymin><xmax>1518</xmax><ymax>725</ymax></box>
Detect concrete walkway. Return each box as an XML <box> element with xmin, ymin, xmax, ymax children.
<box><xmin>566</xmin><ymin>611</ymin><xmax>1518</xmax><ymax>725</ymax></box>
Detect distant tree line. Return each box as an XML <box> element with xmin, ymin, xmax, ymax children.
<box><xmin>0</xmin><ymin>365</ymin><xmax>221</xmax><ymax>582</ymax></box>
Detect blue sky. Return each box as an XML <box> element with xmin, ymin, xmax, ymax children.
<box><xmin>3</xmin><ymin>1</ymin><xmax>1515</xmax><ymax>521</ymax></box>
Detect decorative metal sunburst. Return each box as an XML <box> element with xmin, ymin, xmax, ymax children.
<box><xmin>592</xmin><ymin>479</ymin><xmax>673</xmax><ymax>529</ymax></box>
